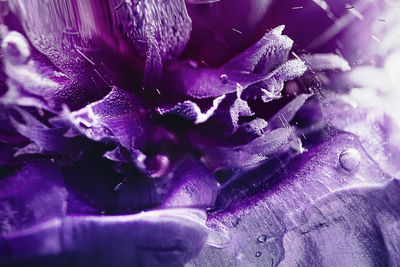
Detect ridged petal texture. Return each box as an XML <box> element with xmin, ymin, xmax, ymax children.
<box><xmin>189</xmin><ymin>133</ymin><xmax>399</xmax><ymax>266</ymax></box>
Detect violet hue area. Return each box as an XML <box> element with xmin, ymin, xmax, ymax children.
<box><xmin>0</xmin><ymin>0</ymin><xmax>400</xmax><ymax>266</ymax></box>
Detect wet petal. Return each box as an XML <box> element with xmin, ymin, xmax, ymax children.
<box><xmin>323</xmin><ymin>93</ymin><xmax>400</xmax><ymax>177</ymax></box>
<box><xmin>1</xmin><ymin>209</ymin><xmax>208</xmax><ymax>266</ymax></box>
<box><xmin>189</xmin><ymin>133</ymin><xmax>395</xmax><ymax>266</ymax></box>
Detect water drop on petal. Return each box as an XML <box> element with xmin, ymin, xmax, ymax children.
<box><xmin>257</xmin><ymin>234</ymin><xmax>267</xmax><ymax>243</ymax></box>
<box><xmin>255</xmin><ymin>251</ymin><xmax>262</xmax><ymax>257</ymax></box>
<box><xmin>231</xmin><ymin>216</ymin><xmax>240</xmax><ymax>227</ymax></box>
<box><xmin>339</xmin><ymin>148</ymin><xmax>361</xmax><ymax>172</ymax></box>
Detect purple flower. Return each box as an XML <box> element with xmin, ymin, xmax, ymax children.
<box><xmin>1</xmin><ymin>0</ymin><xmax>400</xmax><ymax>266</ymax></box>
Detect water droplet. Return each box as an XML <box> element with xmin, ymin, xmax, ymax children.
<box><xmin>257</xmin><ymin>234</ymin><xmax>267</xmax><ymax>243</ymax></box>
<box><xmin>339</xmin><ymin>148</ymin><xmax>361</xmax><ymax>172</ymax></box>
<box><xmin>255</xmin><ymin>251</ymin><xmax>262</xmax><ymax>257</ymax></box>
<box><xmin>231</xmin><ymin>216</ymin><xmax>240</xmax><ymax>227</ymax></box>
<box><xmin>220</xmin><ymin>74</ymin><xmax>229</xmax><ymax>84</ymax></box>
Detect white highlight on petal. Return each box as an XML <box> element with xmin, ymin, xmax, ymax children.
<box><xmin>194</xmin><ymin>94</ymin><xmax>226</xmax><ymax>124</ymax></box>
<box><xmin>1</xmin><ymin>31</ymin><xmax>31</xmax><ymax>64</ymax></box>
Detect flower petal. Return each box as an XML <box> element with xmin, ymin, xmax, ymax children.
<box><xmin>224</xmin><ymin>26</ymin><xmax>292</xmax><ymax>73</ymax></box>
<box><xmin>0</xmin><ymin>161</ymin><xmax>67</xmax><ymax>236</ymax></box>
<box><xmin>162</xmin><ymin>156</ymin><xmax>218</xmax><ymax>208</ymax></box>
<box><xmin>189</xmin><ymin>133</ymin><xmax>395</xmax><ymax>266</ymax></box>
<box><xmin>266</xmin><ymin>94</ymin><xmax>311</xmax><ymax>131</ymax></box>
<box><xmin>61</xmin><ymin>87</ymin><xmax>144</xmax><ymax>151</ymax></box>
<box><xmin>201</xmin><ymin>127</ymin><xmax>292</xmax><ymax>169</ymax></box>
<box><xmin>1</xmin><ymin>209</ymin><xmax>208</xmax><ymax>266</ymax></box>
<box><xmin>6</xmin><ymin>0</ymin><xmax>192</xmax><ymax>89</ymax></box>
<box><xmin>323</xmin><ymin>93</ymin><xmax>400</xmax><ymax>177</ymax></box>
<box><xmin>301</xmin><ymin>53</ymin><xmax>351</xmax><ymax>72</ymax></box>
<box><xmin>1</xmin><ymin>31</ymin><xmax>93</xmax><ymax>112</ymax></box>
<box><xmin>162</xmin><ymin>26</ymin><xmax>306</xmax><ymax>99</ymax></box>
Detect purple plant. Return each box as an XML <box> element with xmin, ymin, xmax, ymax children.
<box><xmin>0</xmin><ymin>0</ymin><xmax>399</xmax><ymax>266</ymax></box>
